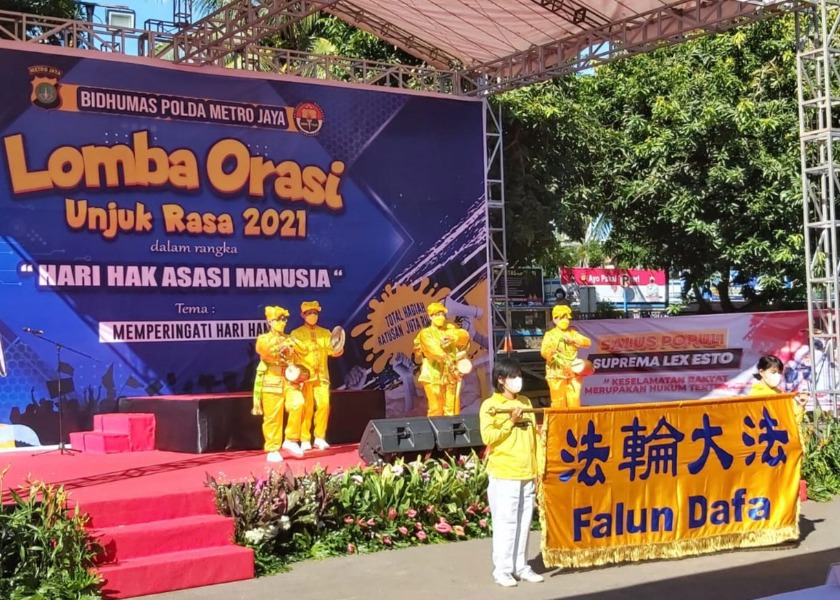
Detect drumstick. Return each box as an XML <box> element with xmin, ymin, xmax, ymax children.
<box><xmin>487</xmin><ymin>407</ymin><xmax>546</xmax><ymax>415</ymax></box>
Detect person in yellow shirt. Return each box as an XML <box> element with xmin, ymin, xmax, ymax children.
<box><xmin>253</xmin><ymin>306</ymin><xmax>306</xmax><ymax>461</ymax></box>
<box><xmin>479</xmin><ymin>357</ymin><xmax>544</xmax><ymax>588</ymax></box>
<box><xmin>414</xmin><ymin>301</ymin><xmax>471</xmax><ymax>417</ymax></box>
<box><xmin>290</xmin><ymin>301</ymin><xmax>344</xmax><ymax>451</ymax></box>
<box><xmin>541</xmin><ymin>304</ymin><xmax>592</xmax><ymax>409</ymax></box>
<box><xmin>749</xmin><ymin>355</ymin><xmax>808</xmax><ymax>422</ymax></box>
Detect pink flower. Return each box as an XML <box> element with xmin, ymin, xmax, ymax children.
<box><xmin>347</xmin><ymin>543</ymin><xmax>356</xmax><ymax>554</ymax></box>
<box><xmin>344</xmin><ymin>516</ymin><xmax>354</xmax><ymax>524</ymax></box>
<box><xmin>479</xmin><ymin>519</ymin><xmax>488</xmax><ymax>528</ymax></box>
<box><xmin>382</xmin><ymin>535</ymin><xmax>393</xmax><ymax>546</ymax></box>
<box><xmin>406</xmin><ymin>509</ymin><xmax>417</xmax><ymax>518</ymax></box>
<box><xmin>414</xmin><ymin>522</ymin><xmax>424</xmax><ymax>530</ymax></box>
<box><xmin>416</xmin><ymin>530</ymin><xmax>428</xmax><ymax>541</ymax></box>
<box><xmin>482</xmin><ymin>506</ymin><xmax>491</xmax><ymax>514</ymax></box>
<box><xmin>434</xmin><ymin>521</ymin><xmax>453</xmax><ymax>534</ymax></box>
<box><xmin>466</xmin><ymin>506</ymin><xmax>476</xmax><ymax>515</ymax></box>
<box><xmin>367</xmin><ymin>518</ymin><xmax>376</xmax><ymax>526</ymax></box>
<box><xmin>398</xmin><ymin>526</ymin><xmax>408</xmax><ymax>535</ymax></box>
<box><xmin>453</xmin><ymin>525</ymin><xmax>466</xmax><ymax>537</ymax></box>
<box><xmin>388</xmin><ymin>508</ymin><xmax>398</xmax><ymax>520</ymax></box>
<box><xmin>426</xmin><ymin>505</ymin><xmax>435</xmax><ymax>514</ymax></box>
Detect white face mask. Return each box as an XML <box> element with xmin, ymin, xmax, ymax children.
<box><xmin>763</xmin><ymin>372</ymin><xmax>782</xmax><ymax>389</ymax></box>
<box><xmin>504</xmin><ymin>376</ymin><xmax>523</xmax><ymax>394</ymax></box>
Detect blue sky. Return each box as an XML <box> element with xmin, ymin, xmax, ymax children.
<box><xmin>86</xmin><ymin>1</ymin><xmax>207</xmax><ymax>29</ymax></box>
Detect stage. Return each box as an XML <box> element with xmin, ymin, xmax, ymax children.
<box><xmin>0</xmin><ymin>444</ymin><xmax>362</xmax><ymax>505</ymax></box>
<box><xmin>0</xmin><ymin>444</ymin><xmax>363</xmax><ymax>598</ymax></box>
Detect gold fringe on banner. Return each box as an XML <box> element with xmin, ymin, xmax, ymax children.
<box><xmin>538</xmin><ymin>523</ymin><xmax>800</xmax><ymax>569</ymax></box>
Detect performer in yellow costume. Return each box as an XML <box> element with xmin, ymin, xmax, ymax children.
<box><xmin>290</xmin><ymin>301</ymin><xmax>344</xmax><ymax>451</ymax></box>
<box><xmin>541</xmin><ymin>304</ymin><xmax>592</xmax><ymax>409</ymax></box>
<box><xmin>414</xmin><ymin>301</ymin><xmax>471</xmax><ymax>417</ymax></box>
<box><xmin>253</xmin><ymin>306</ymin><xmax>306</xmax><ymax>462</ymax></box>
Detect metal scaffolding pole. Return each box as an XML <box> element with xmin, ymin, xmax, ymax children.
<box><xmin>485</xmin><ymin>99</ymin><xmax>512</xmax><ymax>354</ymax></box>
<box><xmin>796</xmin><ymin>0</ymin><xmax>840</xmax><ymax>416</ymax></box>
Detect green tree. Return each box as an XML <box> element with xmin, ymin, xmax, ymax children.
<box><xmin>0</xmin><ymin>0</ymin><xmax>77</xmax><ymax>18</ymax></box>
<box><xmin>494</xmin><ymin>77</ymin><xmax>609</xmax><ymax>270</ymax></box>
<box><xmin>581</xmin><ymin>16</ymin><xmax>804</xmax><ymax>311</ymax></box>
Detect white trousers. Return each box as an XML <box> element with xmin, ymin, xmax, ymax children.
<box><xmin>487</xmin><ymin>476</ymin><xmax>535</xmax><ymax>578</ymax></box>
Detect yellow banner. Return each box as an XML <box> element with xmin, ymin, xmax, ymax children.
<box><xmin>540</xmin><ymin>395</ymin><xmax>802</xmax><ymax>568</ymax></box>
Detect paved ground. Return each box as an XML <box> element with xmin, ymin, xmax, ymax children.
<box><xmin>139</xmin><ymin>497</ymin><xmax>840</xmax><ymax>600</ymax></box>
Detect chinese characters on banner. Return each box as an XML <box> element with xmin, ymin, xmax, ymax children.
<box><xmin>540</xmin><ymin>395</ymin><xmax>802</xmax><ymax>568</ymax></box>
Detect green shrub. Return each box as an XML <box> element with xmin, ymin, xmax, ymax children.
<box><xmin>801</xmin><ymin>412</ymin><xmax>840</xmax><ymax>502</ymax></box>
<box><xmin>0</xmin><ymin>471</ymin><xmax>101</xmax><ymax>599</ymax></box>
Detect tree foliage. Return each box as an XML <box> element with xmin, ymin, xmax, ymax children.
<box><xmin>494</xmin><ymin>77</ymin><xmax>607</xmax><ymax>270</ymax></box>
<box><xmin>0</xmin><ymin>0</ymin><xmax>77</xmax><ymax>18</ymax></box>
<box><xmin>576</xmin><ymin>17</ymin><xmax>804</xmax><ymax>310</ymax></box>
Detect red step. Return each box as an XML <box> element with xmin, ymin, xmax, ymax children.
<box><xmin>92</xmin><ymin>514</ymin><xmax>235</xmax><ymax>564</ymax></box>
<box><xmin>94</xmin><ymin>414</ymin><xmax>155</xmax><ymax>451</ymax></box>
<box><xmin>79</xmin><ymin>489</ymin><xmax>217</xmax><ymax>528</ymax></box>
<box><xmin>73</xmin><ymin>432</ymin><xmax>130</xmax><ymax>454</ymax></box>
<box><xmin>97</xmin><ymin>545</ymin><xmax>254</xmax><ymax>599</ymax></box>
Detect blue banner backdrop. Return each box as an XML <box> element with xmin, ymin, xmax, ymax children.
<box><xmin>0</xmin><ymin>42</ymin><xmax>488</xmax><ymax>447</ymax></box>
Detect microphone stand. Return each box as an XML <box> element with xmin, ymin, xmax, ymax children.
<box><xmin>27</xmin><ymin>330</ymin><xmax>97</xmax><ymax>456</ymax></box>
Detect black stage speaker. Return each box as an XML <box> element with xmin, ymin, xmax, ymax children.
<box><xmin>358</xmin><ymin>417</ymin><xmax>436</xmax><ymax>465</ymax></box>
<box><xmin>428</xmin><ymin>415</ymin><xmax>483</xmax><ymax>451</ymax></box>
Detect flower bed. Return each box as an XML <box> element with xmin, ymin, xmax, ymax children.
<box><xmin>206</xmin><ymin>453</ymin><xmax>495</xmax><ymax>575</ymax></box>
<box><xmin>0</xmin><ymin>469</ymin><xmax>101</xmax><ymax>599</ymax></box>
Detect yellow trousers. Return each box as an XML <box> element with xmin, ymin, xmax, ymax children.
<box><xmin>261</xmin><ymin>388</ymin><xmax>305</xmax><ymax>451</ymax></box>
<box><xmin>300</xmin><ymin>381</ymin><xmax>331</xmax><ymax>442</ymax></box>
<box><xmin>548</xmin><ymin>377</ymin><xmax>582</xmax><ymax>409</ymax></box>
<box><xmin>423</xmin><ymin>382</ymin><xmax>460</xmax><ymax>417</ymax></box>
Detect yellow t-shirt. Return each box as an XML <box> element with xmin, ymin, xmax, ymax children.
<box><xmin>749</xmin><ymin>380</ymin><xmax>805</xmax><ymax>422</ymax></box>
<box><xmin>479</xmin><ymin>392</ymin><xmax>538</xmax><ymax>480</ymax></box>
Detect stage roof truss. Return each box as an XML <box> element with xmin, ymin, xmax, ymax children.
<box><xmin>162</xmin><ymin>0</ymin><xmax>341</xmax><ymax>65</ymax></box>
<box><xmin>0</xmin><ymin>3</ymin><xmax>805</xmax><ymax>96</ymax></box>
<box><xmin>233</xmin><ymin>44</ymin><xmax>461</xmax><ymax>92</ymax></box>
<box><xmin>459</xmin><ymin>1</ymin><xmax>803</xmax><ymax>94</ymax></box>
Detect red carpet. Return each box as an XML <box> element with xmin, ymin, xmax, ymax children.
<box><xmin>0</xmin><ymin>445</ymin><xmax>362</xmax><ymax>598</ymax></box>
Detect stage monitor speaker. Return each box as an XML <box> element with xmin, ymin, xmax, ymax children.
<box><xmin>358</xmin><ymin>417</ymin><xmax>436</xmax><ymax>465</ymax></box>
<box><xmin>428</xmin><ymin>415</ymin><xmax>483</xmax><ymax>451</ymax></box>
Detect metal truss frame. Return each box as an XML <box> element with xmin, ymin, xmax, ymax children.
<box><xmin>796</xmin><ymin>0</ymin><xmax>840</xmax><ymax>416</ymax></box>
<box><xmin>459</xmin><ymin>1</ymin><xmax>802</xmax><ymax>95</ymax></box>
<box><xmin>162</xmin><ymin>0</ymin><xmax>338</xmax><ymax>65</ymax></box>
<box><xmin>229</xmin><ymin>44</ymin><xmax>460</xmax><ymax>92</ymax></box>
<box><xmin>485</xmin><ymin>100</ymin><xmax>512</xmax><ymax>353</ymax></box>
<box><xmin>323</xmin><ymin>2</ymin><xmax>461</xmax><ymax>69</ymax></box>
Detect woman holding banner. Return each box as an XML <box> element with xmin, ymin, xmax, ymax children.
<box><xmin>750</xmin><ymin>355</ymin><xmax>808</xmax><ymax>422</ymax></box>
<box><xmin>479</xmin><ymin>357</ymin><xmax>544</xmax><ymax>588</ymax></box>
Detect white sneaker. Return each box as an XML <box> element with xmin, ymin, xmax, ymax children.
<box><xmin>281</xmin><ymin>440</ymin><xmax>304</xmax><ymax>458</ymax></box>
<box><xmin>300</xmin><ymin>441</ymin><xmax>312</xmax><ymax>451</ymax></box>
<box><xmin>313</xmin><ymin>438</ymin><xmax>330</xmax><ymax>450</ymax></box>
<box><xmin>516</xmin><ymin>568</ymin><xmax>544</xmax><ymax>583</ymax></box>
<box><xmin>494</xmin><ymin>573</ymin><xmax>517</xmax><ymax>588</ymax></box>
<box><xmin>266</xmin><ymin>451</ymin><xmax>283</xmax><ymax>463</ymax></box>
